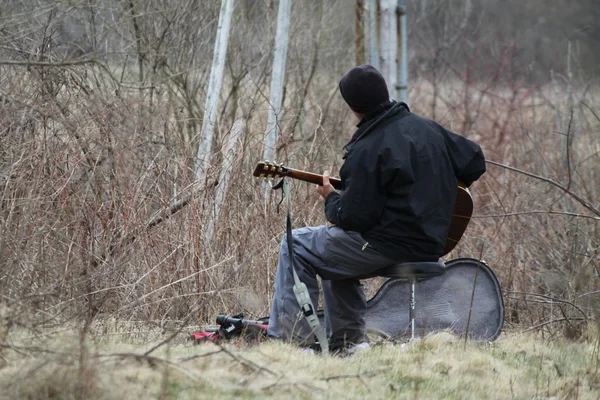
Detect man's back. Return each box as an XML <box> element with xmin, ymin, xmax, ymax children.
<box><xmin>325</xmin><ymin>101</ymin><xmax>486</xmax><ymax>261</ymax></box>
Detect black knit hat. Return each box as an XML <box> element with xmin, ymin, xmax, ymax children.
<box><xmin>339</xmin><ymin>65</ymin><xmax>389</xmax><ymax>114</ymax></box>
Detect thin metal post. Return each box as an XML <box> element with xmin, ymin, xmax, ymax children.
<box><xmin>397</xmin><ymin>0</ymin><xmax>408</xmax><ymax>102</ymax></box>
<box><xmin>379</xmin><ymin>0</ymin><xmax>398</xmax><ymax>99</ymax></box>
<box><xmin>367</xmin><ymin>0</ymin><xmax>379</xmax><ymax>69</ymax></box>
<box><xmin>354</xmin><ymin>0</ymin><xmax>366</xmax><ymax>65</ymax></box>
<box><xmin>195</xmin><ymin>0</ymin><xmax>235</xmax><ymax>182</ymax></box>
<box><xmin>262</xmin><ymin>0</ymin><xmax>292</xmax><ymax>164</ymax></box>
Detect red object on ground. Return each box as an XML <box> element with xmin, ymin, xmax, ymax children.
<box><xmin>190</xmin><ymin>331</ymin><xmax>218</xmax><ymax>343</ymax></box>
<box><xmin>189</xmin><ymin>323</ymin><xmax>268</xmax><ymax>344</ymax></box>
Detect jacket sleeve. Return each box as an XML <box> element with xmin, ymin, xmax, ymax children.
<box><xmin>324</xmin><ymin>148</ymin><xmax>389</xmax><ymax>232</ymax></box>
<box><xmin>441</xmin><ymin>128</ymin><xmax>486</xmax><ymax>187</ymax></box>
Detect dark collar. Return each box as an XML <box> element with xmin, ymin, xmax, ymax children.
<box><xmin>349</xmin><ymin>101</ymin><xmax>410</xmax><ymax>144</ymax></box>
<box><xmin>356</xmin><ymin>100</ymin><xmax>397</xmax><ymax>129</ymax></box>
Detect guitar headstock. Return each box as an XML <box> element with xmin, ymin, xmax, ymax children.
<box><xmin>253</xmin><ymin>160</ymin><xmax>289</xmax><ymax>180</ymax></box>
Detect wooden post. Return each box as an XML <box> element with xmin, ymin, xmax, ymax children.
<box><xmin>379</xmin><ymin>0</ymin><xmax>398</xmax><ymax>100</ymax></box>
<box><xmin>195</xmin><ymin>0</ymin><xmax>235</xmax><ymax>183</ymax></box>
<box><xmin>262</xmin><ymin>0</ymin><xmax>292</xmax><ymax>163</ymax></box>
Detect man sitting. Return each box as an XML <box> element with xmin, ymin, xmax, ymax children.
<box><xmin>267</xmin><ymin>65</ymin><xmax>486</xmax><ymax>354</ymax></box>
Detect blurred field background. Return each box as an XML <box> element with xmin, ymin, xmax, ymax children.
<box><xmin>0</xmin><ymin>0</ymin><xmax>599</xmax><ymax>398</ymax></box>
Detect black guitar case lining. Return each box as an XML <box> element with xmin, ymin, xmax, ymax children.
<box><xmin>363</xmin><ymin>258</ymin><xmax>504</xmax><ymax>341</ymax></box>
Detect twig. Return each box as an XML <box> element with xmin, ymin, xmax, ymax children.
<box><xmin>214</xmin><ymin>342</ymin><xmax>279</xmax><ymax>377</ymax></box>
<box><xmin>580</xmin><ymin>101</ymin><xmax>600</xmax><ymax>123</ymax></box>
<box><xmin>0</xmin><ymin>59</ymin><xmax>99</xmax><ymax>67</ymax></box>
<box><xmin>319</xmin><ymin>367</ymin><xmax>391</xmax><ymax>382</ymax></box>
<box><xmin>142</xmin><ymin>254</ymin><xmax>240</xmax><ymax>357</ymax></box>
<box><xmin>0</xmin><ymin>343</ymin><xmax>70</xmax><ymax>357</ymax></box>
<box><xmin>521</xmin><ymin>317</ymin><xmax>586</xmax><ymax>333</ymax></box>
<box><xmin>96</xmin><ymin>352</ymin><xmax>201</xmax><ymax>382</ymax></box>
<box><xmin>473</xmin><ymin>210</ymin><xmax>600</xmax><ymax>221</ymax></box>
<box><xmin>109</xmin><ymin>179</ymin><xmax>218</xmax><ymax>256</ymax></box>
<box><xmin>0</xmin><ymin>343</ymin><xmax>30</xmax><ymax>357</ymax></box>
<box><xmin>146</xmin><ymin>179</ymin><xmax>218</xmax><ymax>229</ymax></box>
<box><xmin>0</xmin><ymin>58</ymin><xmax>151</xmax><ymax>90</ymax></box>
<box><xmin>134</xmin><ymin>256</ymin><xmax>232</xmax><ymax>304</ymax></box>
<box><xmin>506</xmin><ymin>291</ymin><xmax>588</xmax><ymax>320</ymax></box>
<box><xmin>178</xmin><ymin>349</ymin><xmax>224</xmax><ymax>363</ymax></box>
<box><xmin>485</xmin><ymin>160</ymin><xmax>600</xmax><ymax>217</ymax></box>
<box><xmin>464</xmin><ymin>243</ymin><xmax>483</xmax><ymax>349</ymax></box>
<box><xmin>565</xmin><ymin>109</ymin><xmax>574</xmax><ymax>193</ymax></box>
<box><xmin>576</xmin><ymin>290</ymin><xmax>600</xmax><ymax>299</ymax></box>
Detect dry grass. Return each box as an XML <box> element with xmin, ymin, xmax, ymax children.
<box><xmin>1</xmin><ymin>327</ymin><xmax>599</xmax><ymax>399</ymax></box>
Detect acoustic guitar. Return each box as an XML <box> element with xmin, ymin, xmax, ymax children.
<box><xmin>253</xmin><ymin>160</ymin><xmax>473</xmax><ymax>256</ymax></box>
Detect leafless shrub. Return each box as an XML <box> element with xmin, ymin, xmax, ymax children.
<box><xmin>0</xmin><ymin>0</ymin><xmax>597</xmax><ymax>343</ymax></box>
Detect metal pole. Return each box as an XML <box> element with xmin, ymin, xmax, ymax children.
<box><xmin>195</xmin><ymin>0</ymin><xmax>235</xmax><ymax>182</ymax></box>
<box><xmin>379</xmin><ymin>0</ymin><xmax>397</xmax><ymax>99</ymax></box>
<box><xmin>368</xmin><ymin>0</ymin><xmax>379</xmax><ymax>69</ymax></box>
<box><xmin>262</xmin><ymin>0</ymin><xmax>292</xmax><ymax>163</ymax></box>
<box><xmin>355</xmin><ymin>0</ymin><xmax>366</xmax><ymax>65</ymax></box>
<box><xmin>397</xmin><ymin>0</ymin><xmax>408</xmax><ymax>103</ymax></box>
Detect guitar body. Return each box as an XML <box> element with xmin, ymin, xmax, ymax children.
<box><xmin>254</xmin><ymin>161</ymin><xmax>474</xmax><ymax>256</ymax></box>
<box><xmin>445</xmin><ymin>185</ymin><xmax>473</xmax><ymax>255</ymax></box>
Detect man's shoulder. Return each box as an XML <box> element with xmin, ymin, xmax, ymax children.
<box><xmin>401</xmin><ymin>112</ymin><xmax>441</xmax><ymax>129</ymax></box>
<box><xmin>375</xmin><ymin>111</ymin><xmax>445</xmax><ymax>143</ymax></box>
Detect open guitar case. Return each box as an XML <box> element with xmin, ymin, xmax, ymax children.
<box><xmin>359</xmin><ymin>257</ymin><xmax>504</xmax><ymax>341</ymax></box>
<box><xmin>315</xmin><ymin>256</ymin><xmax>504</xmax><ymax>341</ymax></box>
<box><xmin>192</xmin><ymin>257</ymin><xmax>504</xmax><ymax>344</ymax></box>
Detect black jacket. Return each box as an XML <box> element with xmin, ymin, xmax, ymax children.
<box><xmin>325</xmin><ymin>101</ymin><xmax>486</xmax><ymax>261</ymax></box>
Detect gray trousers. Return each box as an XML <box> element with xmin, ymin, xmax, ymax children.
<box><xmin>267</xmin><ymin>226</ymin><xmax>400</xmax><ymax>348</ymax></box>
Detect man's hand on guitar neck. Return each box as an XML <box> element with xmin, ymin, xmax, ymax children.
<box><xmin>316</xmin><ymin>171</ymin><xmax>336</xmax><ymax>199</ymax></box>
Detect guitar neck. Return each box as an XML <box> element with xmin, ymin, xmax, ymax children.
<box><xmin>253</xmin><ymin>160</ymin><xmax>473</xmax><ymax>256</ymax></box>
<box><xmin>286</xmin><ymin>168</ymin><xmax>342</xmax><ymax>190</ymax></box>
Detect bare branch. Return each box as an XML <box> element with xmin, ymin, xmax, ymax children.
<box><xmin>319</xmin><ymin>367</ymin><xmax>392</xmax><ymax>381</ymax></box>
<box><xmin>473</xmin><ymin>210</ymin><xmax>600</xmax><ymax>221</ymax></box>
<box><xmin>507</xmin><ymin>291</ymin><xmax>588</xmax><ymax>320</ymax></box>
<box><xmin>0</xmin><ymin>59</ymin><xmax>98</xmax><ymax>67</ymax></box>
<box><xmin>581</xmin><ymin>101</ymin><xmax>600</xmax><ymax>123</ymax></box>
<box><xmin>109</xmin><ymin>179</ymin><xmax>218</xmax><ymax>257</ymax></box>
<box><xmin>485</xmin><ymin>160</ymin><xmax>600</xmax><ymax>217</ymax></box>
